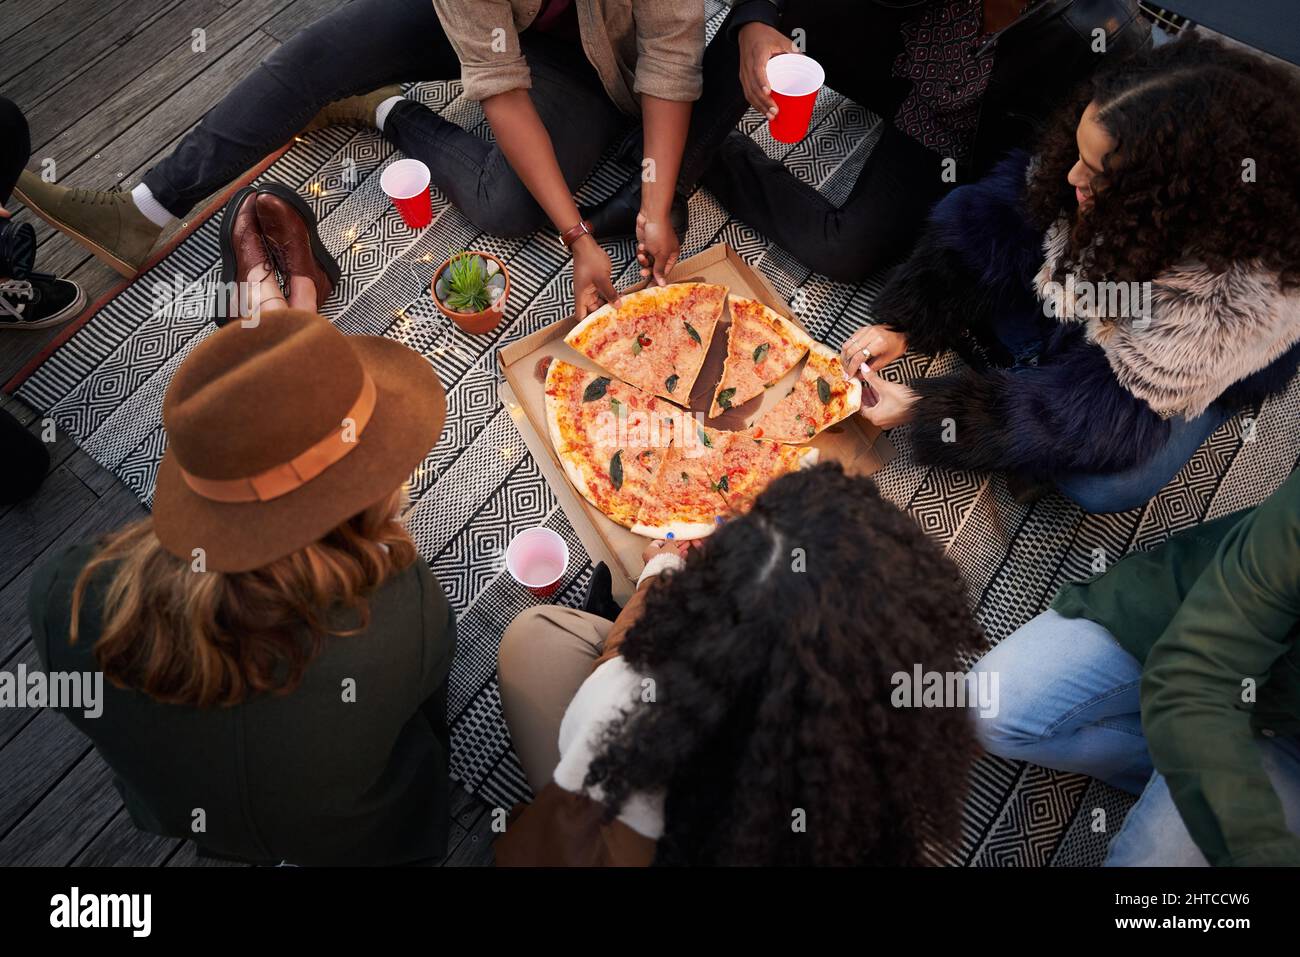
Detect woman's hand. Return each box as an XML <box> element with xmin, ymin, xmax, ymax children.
<box><xmin>641</xmin><ymin>538</ymin><xmax>694</xmax><ymax>564</ymax></box>
<box><xmin>858</xmin><ymin>367</ymin><xmax>918</xmax><ymax>430</ymax></box>
<box><xmin>635</xmin><ymin>211</ymin><xmax>679</xmax><ymax>286</ymax></box>
<box><xmin>738</xmin><ymin>22</ymin><xmax>799</xmax><ymax>119</ymax></box>
<box><xmin>841</xmin><ymin>325</ymin><xmax>908</xmax><ymax>378</ymax></box>
<box><xmin>571</xmin><ymin>235</ymin><xmax>621</xmax><ymax>321</ymax></box>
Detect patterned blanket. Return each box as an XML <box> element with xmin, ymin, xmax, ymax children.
<box><xmin>14</xmin><ymin>1</ymin><xmax>1298</xmax><ymax>865</ymax></box>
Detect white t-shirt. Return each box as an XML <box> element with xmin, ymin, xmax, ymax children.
<box><xmin>553</xmin><ymin>656</ymin><xmax>665</xmax><ymax>840</ymax></box>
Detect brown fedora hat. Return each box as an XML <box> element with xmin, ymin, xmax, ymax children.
<box><xmin>153</xmin><ymin>309</ymin><xmax>445</xmax><ymax>573</ymax></box>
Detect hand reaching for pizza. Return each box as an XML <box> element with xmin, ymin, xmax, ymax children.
<box><xmin>572</xmin><ymin>235</ymin><xmax>622</xmax><ymax>321</ymax></box>
<box><xmin>738</xmin><ymin>22</ymin><xmax>800</xmax><ymax>119</ymax></box>
<box><xmin>841</xmin><ymin>325</ymin><xmax>908</xmax><ymax>378</ymax></box>
<box><xmin>635</xmin><ymin>211</ymin><xmax>679</xmax><ymax>286</ymax></box>
<box><xmin>857</xmin><ymin>366</ymin><xmax>919</xmax><ymax>430</ymax></box>
<box><xmin>641</xmin><ymin>538</ymin><xmax>695</xmax><ymax>565</ymax></box>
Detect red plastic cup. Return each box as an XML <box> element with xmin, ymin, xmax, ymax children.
<box><xmin>505</xmin><ymin>528</ymin><xmax>569</xmax><ymax>599</ymax></box>
<box><xmin>766</xmin><ymin>54</ymin><xmax>825</xmax><ymax>144</ymax></box>
<box><xmin>380</xmin><ymin>159</ymin><xmax>432</xmax><ymax>228</ymax></box>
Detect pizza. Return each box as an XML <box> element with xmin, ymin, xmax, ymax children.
<box><xmin>629</xmin><ymin>424</ymin><xmax>817</xmax><ymax>539</ymax></box>
<box><xmin>631</xmin><ymin>439</ymin><xmax>730</xmax><ymax>540</ymax></box>
<box><xmin>711</xmin><ymin>433</ymin><xmax>818</xmax><ymax>514</ymax></box>
<box><xmin>708</xmin><ymin>296</ymin><xmax>811</xmax><ymax>419</ymax></box>
<box><xmin>564</xmin><ymin>283</ymin><xmax>728</xmax><ymax>404</ymax></box>
<box><xmin>544</xmin><ymin>359</ymin><xmax>679</xmax><ymax>528</ymax></box>
<box><xmin>750</xmin><ymin>343</ymin><xmax>862</xmax><ymax>443</ymax></box>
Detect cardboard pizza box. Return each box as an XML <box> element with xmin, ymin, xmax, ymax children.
<box><xmin>498</xmin><ymin>243</ymin><xmax>895</xmax><ymax>600</ymax></box>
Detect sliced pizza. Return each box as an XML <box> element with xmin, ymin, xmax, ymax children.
<box><xmin>713</xmin><ymin>433</ymin><xmax>819</xmax><ymax>514</ymax></box>
<box><xmin>564</xmin><ymin>282</ymin><xmax>728</xmax><ymax>404</ymax></box>
<box><xmin>544</xmin><ymin>359</ymin><xmax>678</xmax><ymax>528</ymax></box>
<box><xmin>631</xmin><ymin>439</ymin><xmax>730</xmax><ymax>541</ymax></box>
<box><xmin>750</xmin><ymin>343</ymin><xmax>862</xmax><ymax>443</ymax></box>
<box><xmin>708</xmin><ymin>296</ymin><xmax>811</xmax><ymax>418</ymax></box>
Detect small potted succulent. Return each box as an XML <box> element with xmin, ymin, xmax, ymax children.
<box><xmin>432</xmin><ymin>250</ymin><xmax>510</xmax><ymax>334</ymax></box>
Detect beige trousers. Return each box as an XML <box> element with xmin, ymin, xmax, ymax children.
<box><xmin>498</xmin><ymin>606</ymin><xmax>613</xmax><ymax>794</ymax></box>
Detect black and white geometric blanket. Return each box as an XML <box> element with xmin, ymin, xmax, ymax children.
<box><xmin>15</xmin><ymin>1</ymin><xmax>1299</xmax><ymax>865</ymax></box>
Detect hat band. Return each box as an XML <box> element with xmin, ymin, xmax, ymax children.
<box><xmin>179</xmin><ymin>370</ymin><xmax>378</xmax><ymax>504</ymax></box>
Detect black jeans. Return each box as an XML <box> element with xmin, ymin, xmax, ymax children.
<box><xmin>682</xmin><ymin>0</ymin><xmax>949</xmax><ymax>283</ymax></box>
<box><xmin>143</xmin><ymin>0</ymin><xmax>629</xmax><ymax>236</ymax></box>
<box><xmin>0</xmin><ymin>96</ymin><xmax>30</xmax><ymax>205</ymax></box>
<box><xmin>0</xmin><ymin>96</ymin><xmax>48</xmax><ymax>503</ymax></box>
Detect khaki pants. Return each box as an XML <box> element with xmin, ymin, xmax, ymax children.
<box><xmin>499</xmin><ymin>606</ymin><xmax>613</xmax><ymax>793</ymax></box>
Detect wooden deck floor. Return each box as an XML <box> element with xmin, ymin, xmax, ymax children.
<box><xmin>0</xmin><ymin>0</ymin><xmax>494</xmax><ymax>866</ymax></box>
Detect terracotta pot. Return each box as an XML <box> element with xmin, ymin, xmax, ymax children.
<box><xmin>432</xmin><ymin>251</ymin><xmax>510</xmax><ymax>335</ymax></box>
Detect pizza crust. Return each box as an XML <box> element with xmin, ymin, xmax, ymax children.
<box><xmin>543</xmin><ymin>361</ymin><xmax>597</xmax><ymax>507</ymax></box>
<box><xmin>630</xmin><ymin>519</ymin><xmax>719</xmax><ymax>541</ymax></box>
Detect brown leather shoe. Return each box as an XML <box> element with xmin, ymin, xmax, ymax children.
<box><xmin>254</xmin><ymin>184</ymin><xmax>340</xmax><ymax>311</ymax></box>
<box><xmin>216</xmin><ymin>187</ymin><xmax>279</xmax><ymax>325</ymax></box>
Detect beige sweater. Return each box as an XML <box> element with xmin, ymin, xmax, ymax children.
<box><xmin>431</xmin><ymin>0</ymin><xmax>704</xmax><ymax>111</ymax></box>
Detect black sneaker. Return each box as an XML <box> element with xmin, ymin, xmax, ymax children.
<box><xmin>581</xmin><ymin>562</ymin><xmax>624</xmax><ymax>621</ymax></box>
<box><xmin>0</xmin><ymin>273</ymin><xmax>86</xmax><ymax>330</ymax></box>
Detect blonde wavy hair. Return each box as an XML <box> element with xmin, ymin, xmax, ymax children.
<box><xmin>70</xmin><ymin>487</ymin><xmax>417</xmax><ymax>708</ymax></box>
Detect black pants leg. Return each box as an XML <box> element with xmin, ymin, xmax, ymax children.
<box><xmin>703</xmin><ymin>121</ymin><xmax>947</xmax><ymax>283</ymax></box>
<box><xmin>383</xmin><ymin>32</ymin><xmax>629</xmax><ymax>237</ymax></box>
<box><xmin>687</xmin><ymin>0</ymin><xmax>945</xmax><ymax>279</ymax></box>
<box><xmin>143</xmin><ymin>0</ymin><xmax>460</xmax><ymax>217</ymax></box>
<box><xmin>0</xmin><ymin>96</ymin><xmax>31</xmax><ymax>205</ymax></box>
<box><xmin>0</xmin><ymin>408</ymin><xmax>49</xmax><ymax>505</ymax></box>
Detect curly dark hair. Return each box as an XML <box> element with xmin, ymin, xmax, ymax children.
<box><xmin>583</xmin><ymin>463</ymin><xmax>983</xmax><ymax>866</ymax></box>
<box><xmin>1026</xmin><ymin>32</ymin><xmax>1300</xmax><ymax>289</ymax></box>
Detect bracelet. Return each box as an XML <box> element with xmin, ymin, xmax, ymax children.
<box><xmin>560</xmin><ymin>219</ymin><xmax>595</xmax><ymax>249</ymax></box>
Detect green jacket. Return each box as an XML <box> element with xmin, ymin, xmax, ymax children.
<box><xmin>30</xmin><ymin>544</ymin><xmax>457</xmax><ymax>866</ymax></box>
<box><xmin>1054</xmin><ymin>469</ymin><xmax>1300</xmax><ymax>867</ymax></box>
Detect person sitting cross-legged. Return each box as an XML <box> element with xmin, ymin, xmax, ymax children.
<box><xmin>30</xmin><ymin>310</ymin><xmax>456</xmax><ymax>866</ymax></box>
<box><xmin>15</xmin><ymin>0</ymin><xmax>704</xmax><ymax>318</ymax></box>
<box><xmin>496</xmin><ymin>463</ymin><xmax>983</xmax><ymax>866</ymax></box>
<box><xmin>844</xmin><ymin>34</ymin><xmax>1300</xmax><ymax>513</ymax></box>
<box><xmin>971</xmin><ymin>468</ymin><xmax>1300</xmax><ymax>867</ymax></box>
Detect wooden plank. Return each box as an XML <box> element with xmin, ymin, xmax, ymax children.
<box><xmin>0</xmin><ymin>708</ymin><xmax>91</xmax><ymax>838</ymax></box>
<box><xmin>440</xmin><ymin>811</ymin><xmax>496</xmax><ymax>867</ymax></box>
<box><xmin>0</xmin><ymin>466</ymin><xmax>96</xmax><ymax>585</ymax></box>
<box><xmin>0</xmin><ymin>0</ymin><xmax>135</xmax><ymax>91</ymax></box>
<box><xmin>0</xmin><ymin>644</ymin><xmax>41</xmax><ymax>752</ymax></box>
<box><xmin>0</xmin><ymin>315</ymin><xmax>90</xmax><ymax>387</ymax></box>
<box><xmin>0</xmin><ymin>748</ymin><xmax>121</xmax><ymax>865</ymax></box>
<box><xmin>28</xmin><ymin>28</ymin><xmax>284</xmax><ymax>277</ymax></box>
<box><xmin>74</xmin><ymin>806</ymin><xmax>180</xmax><ymax>866</ymax></box>
<box><xmin>32</xmin><ymin>0</ymin><xmax>288</xmax><ymax>162</ymax></box>
<box><xmin>0</xmin><ymin>0</ymin><xmax>72</xmax><ymax>46</ymax></box>
<box><xmin>261</xmin><ymin>0</ymin><xmax>352</xmax><ymax>42</ymax></box>
<box><xmin>0</xmin><ymin>480</ymin><xmax>146</xmax><ymax>664</ymax></box>
<box><xmin>4</xmin><ymin>0</ymin><xmax>184</xmax><ymax>116</ymax></box>
<box><xmin>164</xmin><ymin>840</ymin><xmax>250</xmax><ymax>867</ymax></box>
<box><xmin>66</xmin><ymin>442</ymin><xmax>141</xmax><ymax>499</ymax></box>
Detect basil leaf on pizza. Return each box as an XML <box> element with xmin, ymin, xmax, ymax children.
<box><xmin>583</xmin><ymin>377</ymin><xmax>610</xmax><ymax>402</ymax></box>
<box><xmin>751</xmin><ymin>344</ymin><xmax>862</xmax><ymax>443</ymax></box>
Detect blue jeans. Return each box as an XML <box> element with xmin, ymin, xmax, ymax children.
<box><xmin>970</xmin><ymin>609</ymin><xmax>1300</xmax><ymax>865</ymax></box>
<box><xmin>1054</xmin><ymin>404</ymin><xmax>1235</xmax><ymax>514</ymax></box>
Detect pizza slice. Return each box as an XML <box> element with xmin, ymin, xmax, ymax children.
<box><xmin>544</xmin><ymin>359</ymin><xmax>678</xmax><ymax>528</ymax></box>
<box><xmin>708</xmin><ymin>296</ymin><xmax>811</xmax><ymax>419</ymax></box>
<box><xmin>564</xmin><ymin>282</ymin><xmax>728</xmax><ymax>404</ymax></box>
<box><xmin>750</xmin><ymin>343</ymin><xmax>862</xmax><ymax>443</ymax></box>
<box><xmin>631</xmin><ymin>438</ymin><xmax>730</xmax><ymax>541</ymax></box>
<box><xmin>713</xmin><ymin>433</ymin><xmax>820</xmax><ymax>513</ymax></box>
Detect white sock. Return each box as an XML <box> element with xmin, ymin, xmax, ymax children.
<box><xmin>374</xmin><ymin>95</ymin><xmax>405</xmax><ymax>133</ymax></box>
<box><xmin>130</xmin><ymin>183</ymin><xmax>174</xmax><ymax>228</ymax></box>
